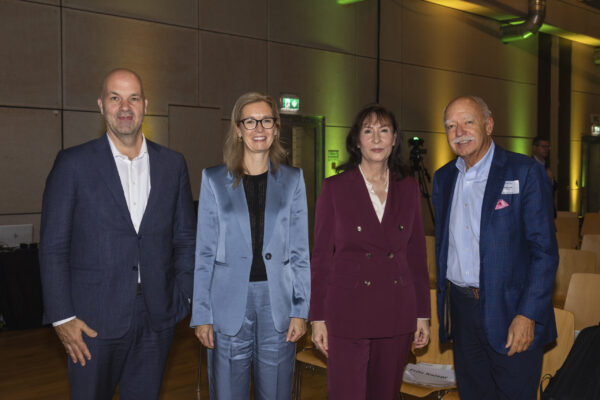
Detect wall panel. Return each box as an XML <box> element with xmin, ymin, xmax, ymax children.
<box><xmin>199</xmin><ymin>32</ymin><xmax>267</xmax><ymax>118</ymax></box>
<box><xmin>63</xmin><ymin>0</ymin><xmax>197</xmax><ymax>27</ymax></box>
<box><xmin>269</xmin><ymin>0</ymin><xmax>376</xmax><ymax>58</ymax></box>
<box><xmin>269</xmin><ymin>43</ymin><xmax>375</xmax><ymax>127</ymax></box>
<box><xmin>400</xmin><ymin>64</ymin><xmax>467</xmax><ymax>133</ymax></box>
<box><xmin>0</xmin><ymin>1</ymin><xmax>61</xmax><ymax>108</ymax></box>
<box><xmin>199</xmin><ymin>0</ymin><xmax>267</xmax><ymax>39</ymax></box>
<box><xmin>168</xmin><ymin>105</ymin><xmax>223</xmax><ymax>199</ymax></box>
<box><xmin>62</xmin><ymin>8</ymin><xmax>198</xmax><ymax>114</ymax></box>
<box><xmin>0</xmin><ymin>108</ymin><xmax>61</xmax><ymax>214</ymax></box>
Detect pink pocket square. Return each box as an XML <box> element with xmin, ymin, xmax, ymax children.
<box><xmin>495</xmin><ymin>199</ymin><xmax>510</xmax><ymax>210</ymax></box>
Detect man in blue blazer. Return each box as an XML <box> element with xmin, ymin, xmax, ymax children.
<box><xmin>433</xmin><ymin>96</ymin><xmax>558</xmax><ymax>400</ymax></box>
<box><xmin>39</xmin><ymin>69</ymin><xmax>195</xmax><ymax>399</ymax></box>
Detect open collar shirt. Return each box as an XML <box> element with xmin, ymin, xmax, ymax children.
<box><xmin>447</xmin><ymin>141</ymin><xmax>495</xmax><ymax>288</ymax></box>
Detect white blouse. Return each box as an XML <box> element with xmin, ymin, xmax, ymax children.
<box><xmin>358</xmin><ymin>165</ymin><xmax>389</xmax><ymax>223</ymax></box>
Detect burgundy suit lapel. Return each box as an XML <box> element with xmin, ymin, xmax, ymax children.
<box><xmin>351</xmin><ymin>168</ymin><xmax>383</xmax><ymax>229</ymax></box>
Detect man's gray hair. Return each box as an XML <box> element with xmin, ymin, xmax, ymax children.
<box><xmin>443</xmin><ymin>95</ymin><xmax>493</xmax><ymax>124</ymax></box>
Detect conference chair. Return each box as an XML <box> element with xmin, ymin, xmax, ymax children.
<box><xmin>581</xmin><ymin>234</ymin><xmax>600</xmax><ymax>271</ymax></box>
<box><xmin>554</xmin><ymin>216</ymin><xmax>580</xmax><ymax>249</ymax></box>
<box><xmin>400</xmin><ymin>289</ymin><xmax>457</xmax><ymax>399</ymax></box>
<box><xmin>581</xmin><ymin>212</ymin><xmax>600</xmax><ymax>236</ymax></box>
<box><xmin>552</xmin><ymin>249</ymin><xmax>596</xmax><ymax>307</ymax></box>
<box><xmin>556</xmin><ymin>231</ymin><xmax>579</xmax><ymax>249</ymax></box>
<box><xmin>426</xmin><ymin>235</ymin><xmax>437</xmax><ymax>287</ymax></box>
<box><xmin>538</xmin><ymin>308</ymin><xmax>575</xmax><ymax>399</ymax></box>
<box><xmin>556</xmin><ymin>211</ymin><xmax>577</xmax><ymax>219</ymax></box>
<box><xmin>563</xmin><ymin>273</ymin><xmax>600</xmax><ymax>331</ymax></box>
<box><xmin>293</xmin><ymin>326</ymin><xmax>327</xmax><ymax>400</ymax></box>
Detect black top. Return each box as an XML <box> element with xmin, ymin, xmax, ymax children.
<box><xmin>243</xmin><ymin>171</ymin><xmax>268</xmax><ymax>281</ymax></box>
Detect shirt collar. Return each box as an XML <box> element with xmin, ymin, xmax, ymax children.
<box><xmin>455</xmin><ymin>141</ymin><xmax>495</xmax><ymax>180</ymax></box>
<box><xmin>107</xmin><ymin>133</ymin><xmax>148</xmax><ymax>161</ymax></box>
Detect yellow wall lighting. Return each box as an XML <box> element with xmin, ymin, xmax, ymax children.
<box><xmin>423</xmin><ymin>0</ymin><xmax>495</xmax><ymax>16</ymax></box>
<box><xmin>337</xmin><ymin>0</ymin><xmax>365</xmax><ymax>4</ymax></box>
<box><xmin>540</xmin><ymin>24</ymin><xmax>600</xmax><ymax>47</ymax></box>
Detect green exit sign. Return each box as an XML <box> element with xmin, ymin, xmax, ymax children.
<box><xmin>280</xmin><ymin>96</ymin><xmax>300</xmax><ymax>113</ymax></box>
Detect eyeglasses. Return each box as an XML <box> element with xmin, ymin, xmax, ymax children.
<box><xmin>238</xmin><ymin>117</ymin><xmax>276</xmax><ymax>130</ymax></box>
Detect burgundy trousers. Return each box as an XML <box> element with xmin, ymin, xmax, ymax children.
<box><xmin>327</xmin><ymin>332</ymin><xmax>413</xmax><ymax>400</ymax></box>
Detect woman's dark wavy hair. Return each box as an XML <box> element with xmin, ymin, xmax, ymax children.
<box><xmin>336</xmin><ymin>104</ymin><xmax>408</xmax><ymax>180</ymax></box>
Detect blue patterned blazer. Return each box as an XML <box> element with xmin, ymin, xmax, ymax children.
<box><xmin>433</xmin><ymin>144</ymin><xmax>558</xmax><ymax>354</ymax></box>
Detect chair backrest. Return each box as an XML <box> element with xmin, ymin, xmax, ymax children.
<box><xmin>563</xmin><ymin>273</ymin><xmax>600</xmax><ymax>331</ymax></box>
<box><xmin>556</xmin><ymin>231</ymin><xmax>579</xmax><ymax>249</ymax></box>
<box><xmin>581</xmin><ymin>234</ymin><xmax>600</xmax><ymax>272</ymax></box>
<box><xmin>556</xmin><ymin>211</ymin><xmax>577</xmax><ymax>219</ymax></box>
<box><xmin>553</xmin><ymin>249</ymin><xmax>597</xmax><ymax>306</ymax></box>
<box><xmin>425</xmin><ymin>235</ymin><xmax>436</xmax><ymax>286</ymax></box>
<box><xmin>413</xmin><ymin>289</ymin><xmax>453</xmax><ymax>365</ymax></box>
<box><xmin>539</xmin><ymin>308</ymin><xmax>575</xmax><ymax>400</ymax></box>
<box><xmin>554</xmin><ymin>217</ymin><xmax>580</xmax><ymax>247</ymax></box>
<box><xmin>581</xmin><ymin>212</ymin><xmax>600</xmax><ymax>236</ymax></box>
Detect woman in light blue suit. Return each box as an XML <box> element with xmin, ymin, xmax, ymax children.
<box><xmin>191</xmin><ymin>92</ymin><xmax>311</xmax><ymax>399</ymax></box>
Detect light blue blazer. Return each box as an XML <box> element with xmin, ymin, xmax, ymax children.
<box><xmin>191</xmin><ymin>163</ymin><xmax>311</xmax><ymax>335</ymax></box>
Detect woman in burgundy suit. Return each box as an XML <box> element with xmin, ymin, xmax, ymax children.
<box><xmin>309</xmin><ymin>104</ymin><xmax>431</xmax><ymax>400</ymax></box>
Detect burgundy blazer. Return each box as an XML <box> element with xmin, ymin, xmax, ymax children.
<box><xmin>309</xmin><ymin>168</ymin><xmax>430</xmax><ymax>339</ymax></box>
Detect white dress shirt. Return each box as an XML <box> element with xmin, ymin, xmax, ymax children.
<box><xmin>447</xmin><ymin>141</ymin><xmax>495</xmax><ymax>288</ymax></box>
<box><xmin>53</xmin><ymin>133</ymin><xmax>151</xmax><ymax>326</ymax></box>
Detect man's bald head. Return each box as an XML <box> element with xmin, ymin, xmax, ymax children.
<box><xmin>99</xmin><ymin>68</ymin><xmax>145</xmax><ymax>100</ymax></box>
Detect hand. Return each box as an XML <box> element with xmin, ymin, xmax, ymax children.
<box><xmin>311</xmin><ymin>321</ymin><xmax>328</xmax><ymax>357</ymax></box>
<box><xmin>413</xmin><ymin>319</ymin><xmax>430</xmax><ymax>349</ymax></box>
<box><xmin>195</xmin><ymin>324</ymin><xmax>214</xmax><ymax>349</ymax></box>
<box><xmin>286</xmin><ymin>317</ymin><xmax>307</xmax><ymax>343</ymax></box>
<box><xmin>54</xmin><ymin>318</ymin><xmax>97</xmax><ymax>366</ymax></box>
<box><xmin>505</xmin><ymin>314</ymin><xmax>535</xmax><ymax>356</ymax></box>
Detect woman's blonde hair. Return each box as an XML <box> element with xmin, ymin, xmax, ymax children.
<box><xmin>223</xmin><ymin>92</ymin><xmax>287</xmax><ymax>186</ymax></box>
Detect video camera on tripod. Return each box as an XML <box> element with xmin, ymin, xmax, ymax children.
<box><xmin>407</xmin><ymin>136</ymin><xmax>434</xmax><ymax>224</ymax></box>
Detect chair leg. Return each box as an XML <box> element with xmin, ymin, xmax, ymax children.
<box><xmin>196</xmin><ymin>345</ymin><xmax>202</xmax><ymax>400</ymax></box>
<box><xmin>293</xmin><ymin>361</ymin><xmax>303</xmax><ymax>400</ymax></box>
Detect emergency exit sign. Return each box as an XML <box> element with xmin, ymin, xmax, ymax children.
<box><xmin>280</xmin><ymin>95</ymin><xmax>300</xmax><ymax>113</ymax></box>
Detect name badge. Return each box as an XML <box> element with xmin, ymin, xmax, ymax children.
<box><xmin>501</xmin><ymin>180</ymin><xmax>519</xmax><ymax>195</ymax></box>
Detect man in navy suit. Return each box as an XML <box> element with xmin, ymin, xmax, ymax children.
<box><xmin>433</xmin><ymin>96</ymin><xmax>558</xmax><ymax>400</ymax></box>
<box><xmin>40</xmin><ymin>69</ymin><xmax>195</xmax><ymax>399</ymax></box>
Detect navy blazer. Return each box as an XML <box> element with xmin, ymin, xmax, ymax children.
<box><xmin>40</xmin><ymin>135</ymin><xmax>196</xmax><ymax>338</ymax></box>
<box><xmin>191</xmin><ymin>163</ymin><xmax>311</xmax><ymax>335</ymax></box>
<box><xmin>433</xmin><ymin>144</ymin><xmax>558</xmax><ymax>354</ymax></box>
<box><xmin>309</xmin><ymin>169</ymin><xmax>430</xmax><ymax>339</ymax></box>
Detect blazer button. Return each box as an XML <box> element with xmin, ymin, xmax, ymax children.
<box><xmin>365</xmin><ymin>252</ymin><xmax>372</xmax><ymax>259</ymax></box>
<box><xmin>265</xmin><ymin>253</ymin><xmax>272</xmax><ymax>260</ymax></box>
<box><xmin>398</xmin><ymin>225</ymin><xmax>404</xmax><ymax>231</ymax></box>
<box><xmin>132</xmin><ymin>266</ymin><xmax>138</xmax><ymax>271</ymax></box>
<box><xmin>388</xmin><ymin>252</ymin><xmax>394</xmax><ymax>259</ymax></box>
<box><xmin>393</xmin><ymin>280</ymin><xmax>398</xmax><ymax>284</ymax></box>
<box><xmin>357</xmin><ymin>226</ymin><xmax>362</xmax><ymax>232</ymax></box>
<box><xmin>363</xmin><ymin>280</ymin><xmax>371</xmax><ymax>286</ymax></box>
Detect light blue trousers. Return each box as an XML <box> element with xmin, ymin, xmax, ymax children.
<box><xmin>208</xmin><ymin>281</ymin><xmax>296</xmax><ymax>400</ymax></box>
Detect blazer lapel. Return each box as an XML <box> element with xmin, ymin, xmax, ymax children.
<box><xmin>352</xmin><ymin>168</ymin><xmax>383</xmax><ymax>227</ymax></box>
<box><xmin>93</xmin><ymin>136</ymin><xmax>136</xmax><ymax>232</ymax></box>
<box><xmin>263</xmin><ymin>163</ymin><xmax>283</xmax><ymax>250</ymax></box>
<box><xmin>226</xmin><ymin>173</ymin><xmax>253</xmax><ymax>252</ymax></box>
<box><xmin>139</xmin><ymin>140</ymin><xmax>161</xmax><ymax>232</ymax></box>
<box><xmin>480</xmin><ymin>145</ymin><xmax>507</xmax><ymax>235</ymax></box>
